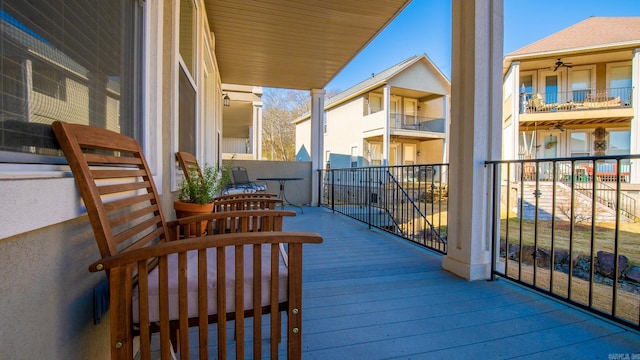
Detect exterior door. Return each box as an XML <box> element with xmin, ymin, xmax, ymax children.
<box><xmin>390</xmin><ymin>97</ymin><xmax>400</xmax><ymax>128</ymax></box>
<box><xmin>536</xmin><ymin>131</ymin><xmax>561</xmax><ymax>158</ymax></box>
<box><xmin>389</xmin><ymin>143</ymin><xmax>399</xmax><ymax>166</ymax></box>
<box><xmin>539</xmin><ymin>70</ymin><xmax>564</xmax><ymax>105</ymax></box>
<box><xmin>404</xmin><ymin>99</ymin><xmax>417</xmax><ymax>128</ymax></box>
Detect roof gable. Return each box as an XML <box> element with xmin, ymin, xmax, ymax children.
<box><xmin>326</xmin><ymin>54</ymin><xmax>449</xmax><ymax>107</ymax></box>
<box><xmin>389</xmin><ymin>58</ymin><xmax>449</xmax><ymax>95</ymax></box>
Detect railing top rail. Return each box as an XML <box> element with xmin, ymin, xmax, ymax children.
<box><xmin>485</xmin><ymin>154</ymin><xmax>640</xmax><ymax>166</ymax></box>
<box><xmin>323</xmin><ymin>163</ymin><xmax>450</xmax><ymax>171</ymax></box>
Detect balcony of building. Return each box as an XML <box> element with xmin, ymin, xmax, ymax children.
<box><xmin>362</xmin><ymin>112</ymin><xmax>446</xmax><ymax>142</ymax></box>
<box><xmin>519</xmin><ymin>87</ymin><xmax>634</xmax><ymax>126</ymax></box>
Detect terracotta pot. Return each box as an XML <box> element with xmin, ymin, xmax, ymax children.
<box><xmin>173</xmin><ymin>200</ymin><xmax>214</xmax><ymax>237</ymax></box>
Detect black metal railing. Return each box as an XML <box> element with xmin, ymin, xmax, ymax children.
<box><xmin>520</xmin><ymin>87</ymin><xmax>632</xmax><ymax>114</ymax></box>
<box><xmin>320</xmin><ymin>164</ymin><xmax>449</xmax><ymax>254</ymax></box>
<box><xmin>389</xmin><ymin>113</ymin><xmax>446</xmax><ymax>133</ymax></box>
<box><xmin>486</xmin><ymin>154</ymin><xmax>640</xmax><ymax>330</ymax></box>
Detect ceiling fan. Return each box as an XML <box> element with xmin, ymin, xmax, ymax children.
<box><xmin>553</xmin><ymin>58</ymin><xmax>572</xmax><ymax>71</ymax></box>
<box><xmin>553</xmin><ymin>123</ymin><xmax>565</xmax><ymax>131</ymax></box>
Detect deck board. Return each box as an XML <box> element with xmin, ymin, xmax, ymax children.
<box><xmin>285</xmin><ymin>207</ymin><xmax>640</xmax><ymax>360</ymax></box>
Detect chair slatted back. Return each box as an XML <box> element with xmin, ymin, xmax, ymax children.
<box><xmin>53</xmin><ymin>121</ymin><xmax>169</xmax><ymax>258</ymax></box>
<box><xmin>213</xmin><ymin>193</ymin><xmax>278</xmax><ymax>201</ymax></box>
<box><xmin>175</xmin><ymin>151</ymin><xmax>202</xmax><ymax>182</ymax></box>
<box><xmin>213</xmin><ymin>198</ymin><xmax>282</xmax><ymax>213</ymax></box>
<box><xmin>231</xmin><ymin>166</ymin><xmax>252</xmax><ymax>186</ymax></box>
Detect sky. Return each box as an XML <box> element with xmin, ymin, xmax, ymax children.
<box><xmin>325</xmin><ymin>0</ymin><xmax>640</xmax><ymax>92</ymax></box>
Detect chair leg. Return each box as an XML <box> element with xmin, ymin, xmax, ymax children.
<box><xmin>169</xmin><ymin>327</ymin><xmax>179</xmax><ymax>354</ymax></box>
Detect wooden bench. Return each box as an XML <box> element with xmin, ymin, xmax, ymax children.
<box><xmin>52</xmin><ymin>121</ymin><xmax>322</xmax><ymax>360</ymax></box>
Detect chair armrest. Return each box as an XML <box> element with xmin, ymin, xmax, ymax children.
<box><xmin>89</xmin><ymin>231</ymin><xmax>322</xmax><ymax>271</ymax></box>
<box><xmin>166</xmin><ymin>209</ymin><xmax>296</xmax><ymax>240</ymax></box>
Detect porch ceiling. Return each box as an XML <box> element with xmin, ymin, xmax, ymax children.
<box><xmin>520</xmin><ymin>117</ymin><xmax>632</xmax><ymax>131</ymax></box>
<box><xmin>204</xmin><ymin>0</ymin><xmax>411</xmax><ymax>90</ymax></box>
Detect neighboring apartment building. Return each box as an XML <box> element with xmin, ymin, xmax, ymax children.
<box><xmin>221</xmin><ymin>84</ymin><xmax>264</xmax><ymax>160</ymax></box>
<box><xmin>502</xmin><ymin>17</ymin><xmax>640</xmax><ymax>183</ymax></box>
<box><xmin>294</xmin><ymin>54</ymin><xmax>451</xmax><ymax>168</ymax></box>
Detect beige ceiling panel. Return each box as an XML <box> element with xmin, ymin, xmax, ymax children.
<box><xmin>204</xmin><ymin>0</ymin><xmax>410</xmax><ymax>89</ymax></box>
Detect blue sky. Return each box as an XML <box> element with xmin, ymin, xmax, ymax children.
<box><xmin>325</xmin><ymin>0</ymin><xmax>640</xmax><ymax>92</ymax></box>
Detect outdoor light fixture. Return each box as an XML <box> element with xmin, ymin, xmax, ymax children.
<box><xmin>223</xmin><ymin>93</ymin><xmax>230</xmax><ymax>107</ymax></box>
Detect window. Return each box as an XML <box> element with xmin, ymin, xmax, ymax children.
<box><xmin>607</xmin><ymin>64</ymin><xmax>632</xmax><ymax>103</ymax></box>
<box><xmin>178</xmin><ymin>0</ymin><xmax>197</xmax><ymax>154</ymax></box>
<box><xmin>570</xmin><ymin>131</ymin><xmax>590</xmax><ymax>157</ymax></box>
<box><xmin>608</xmin><ymin>130</ymin><xmax>630</xmax><ymax>155</ymax></box>
<box><xmin>0</xmin><ymin>1</ymin><xmax>144</xmax><ymax>163</ymax></box>
<box><xmin>544</xmin><ymin>75</ymin><xmax>558</xmax><ymax>104</ymax></box>
<box><xmin>32</xmin><ymin>60</ymin><xmax>66</xmax><ymax>100</ymax></box>
<box><xmin>369</xmin><ymin>143</ymin><xmax>382</xmax><ymax>165</ymax></box>
<box><xmin>520</xmin><ymin>74</ymin><xmax>533</xmax><ymax>96</ymax></box>
<box><xmin>570</xmin><ymin>69</ymin><xmax>591</xmax><ymax>102</ymax></box>
<box><xmin>609</xmin><ymin>65</ymin><xmax>632</xmax><ymax>89</ymax></box>
<box><xmin>368</xmin><ymin>94</ymin><xmax>382</xmax><ymax>114</ymax></box>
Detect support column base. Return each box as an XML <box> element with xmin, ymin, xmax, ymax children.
<box><xmin>442</xmin><ymin>255</ymin><xmax>491</xmax><ymax>281</ymax></box>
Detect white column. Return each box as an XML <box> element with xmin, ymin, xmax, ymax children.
<box><xmin>382</xmin><ymin>85</ymin><xmax>391</xmax><ymax>166</ymax></box>
<box><xmin>442</xmin><ymin>94</ymin><xmax>450</xmax><ymax>163</ymax></box>
<box><xmin>442</xmin><ymin>0</ymin><xmax>503</xmax><ymax>280</ymax></box>
<box><xmin>630</xmin><ymin>48</ymin><xmax>640</xmax><ymax>184</ymax></box>
<box><xmin>310</xmin><ymin>89</ymin><xmax>325</xmax><ymax>206</ymax></box>
<box><xmin>252</xmin><ymin>101</ymin><xmax>263</xmax><ymax>160</ymax></box>
<box><xmin>511</xmin><ymin>61</ymin><xmax>521</xmax><ymax>161</ymax></box>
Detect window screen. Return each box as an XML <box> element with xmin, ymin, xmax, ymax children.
<box><xmin>0</xmin><ymin>1</ymin><xmax>143</xmax><ymax>163</ymax></box>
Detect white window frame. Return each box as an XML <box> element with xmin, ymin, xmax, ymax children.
<box><xmin>520</xmin><ymin>70</ymin><xmax>536</xmax><ymax>95</ymax></box>
<box><xmin>0</xmin><ymin>1</ymin><xmax>156</xmax><ymax>239</ymax></box>
<box><xmin>606</xmin><ymin>128</ymin><xmax>631</xmax><ymax>155</ymax></box>
<box><xmin>567</xmin><ymin>130</ymin><xmax>591</xmax><ymax>157</ymax></box>
<box><xmin>606</xmin><ymin>61</ymin><xmax>632</xmax><ymax>89</ymax></box>
<box><xmin>568</xmin><ymin>65</ymin><xmax>596</xmax><ymax>101</ymax></box>
<box><xmin>172</xmin><ymin>0</ymin><xmax>200</xmax><ymax>191</ymax></box>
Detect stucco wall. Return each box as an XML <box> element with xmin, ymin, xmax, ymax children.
<box><xmin>0</xmin><ymin>216</ymin><xmax>110</xmax><ymax>359</ymax></box>
<box><xmin>324</xmin><ymin>97</ymin><xmax>366</xmax><ymax>159</ymax></box>
<box><xmin>417</xmin><ymin>139</ymin><xmax>445</xmax><ymax>164</ymax></box>
<box><xmin>222</xmin><ymin>160</ymin><xmax>313</xmax><ymax>206</ymax></box>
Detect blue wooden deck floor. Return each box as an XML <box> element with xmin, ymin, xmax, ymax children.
<box><xmin>287</xmin><ymin>206</ymin><xmax>640</xmax><ymax>360</ymax></box>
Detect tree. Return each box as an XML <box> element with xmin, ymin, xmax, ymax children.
<box><xmin>262</xmin><ymin>88</ymin><xmax>341</xmax><ymax>161</ymax></box>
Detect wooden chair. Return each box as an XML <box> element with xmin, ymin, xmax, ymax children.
<box><xmin>213</xmin><ymin>197</ymin><xmax>283</xmax><ymax>213</ymax></box>
<box><xmin>175</xmin><ymin>151</ymin><xmax>202</xmax><ymax>182</ymax></box>
<box><xmin>175</xmin><ymin>151</ymin><xmax>282</xmax><ymax>212</ymax></box>
<box><xmin>52</xmin><ymin>121</ymin><xmax>322</xmax><ymax>360</ymax></box>
<box><xmin>213</xmin><ymin>193</ymin><xmax>279</xmax><ymax>201</ymax></box>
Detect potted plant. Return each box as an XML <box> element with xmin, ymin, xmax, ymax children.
<box><xmin>174</xmin><ymin>162</ymin><xmax>231</xmax><ymax>235</ymax></box>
